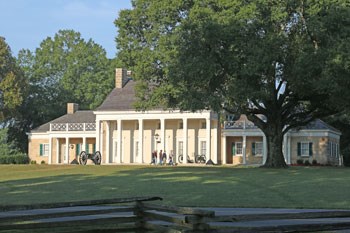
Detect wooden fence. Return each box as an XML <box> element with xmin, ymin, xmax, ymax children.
<box><xmin>2</xmin><ymin>197</ymin><xmax>350</xmax><ymax>232</ymax></box>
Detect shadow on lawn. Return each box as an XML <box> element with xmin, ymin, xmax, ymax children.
<box><xmin>1</xmin><ymin>166</ymin><xmax>349</xmax><ymax>208</ymax></box>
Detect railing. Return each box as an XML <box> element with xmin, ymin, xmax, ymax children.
<box><xmin>224</xmin><ymin>120</ymin><xmax>258</xmax><ymax>129</ymax></box>
<box><xmin>50</xmin><ymin>123</ymin><xmax>96</xmax><ymax>131</ymax></box>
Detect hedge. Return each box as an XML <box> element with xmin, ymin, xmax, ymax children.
<box><xmin>0</xmin><ymin>154</ymin><xmax>29</xmax><ymax>164</ymax></box>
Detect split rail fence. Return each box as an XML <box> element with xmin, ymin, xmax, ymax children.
<box><xmin>1</xmin><ymin>196</ymin><xmax>350</xmax><ymax>232</ymax></box>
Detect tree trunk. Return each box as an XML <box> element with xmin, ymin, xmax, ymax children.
<box><xmin>261</xmin><ymin>122</ymin><xmax>288</xmax><ymax>168</ymax></box>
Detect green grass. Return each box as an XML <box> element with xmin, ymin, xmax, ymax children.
<box><xmin>1</xmin><ymin>165</ymin><xmax>350</xmax><ymax>209</ymax></box>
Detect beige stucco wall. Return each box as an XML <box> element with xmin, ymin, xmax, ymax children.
<box><xmin>289</xmin><ymin>135</ymin><xmax>340</xmax><ymax>165</ymax></box>
<box><xmin>28</xmin><ymin>138</ymin><xmax>49</xmax><ymax>164</ymax></box>
<box><xmin>28</xmin><ymin>137</ymin><xmax>96</xmax><ymax>165</ymax></box>
<box><xmin>290</xmin><ymin>136</ymin><xmax>328</xmax><ymax>164</ymax></box>
<box><xmin>225</xmin><ymin>136</ymin><xmax>264</xmax><ymax>165</ymax></box>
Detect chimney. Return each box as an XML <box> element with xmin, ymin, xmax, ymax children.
<box><xmin>67</xmin><ymin>103</ymin><xmax>79</xmax><ymax>114</ymax></box>
<box><xmin>115</xmin><ymin>68</ymin><xmax>128</xmax><ymax>88</ymax></box>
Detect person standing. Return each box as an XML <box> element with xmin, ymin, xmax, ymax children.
<box><xmin>158</xmin><ymin>150</ymin><xmax>163</xmax><ymax>165</ymax></box>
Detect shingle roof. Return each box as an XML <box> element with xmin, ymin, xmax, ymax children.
<box><xmin>96</xmin><ymin>79</ymin><xmax>136</xmax><ymax>111</ymax></box>
<box><xmin>31</xmin><ymin>111</ymin><xmax>95</xmax><ymax>133</ymax></box>
<box><xmin>297</xmin><ymin>119</ymin><xmax>341</xmax><ymax>134</ymax></box>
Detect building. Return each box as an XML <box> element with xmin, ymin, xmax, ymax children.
<box><xmin>27</xmin><ymin>68</ymin><xmax>342</xmax><ymax>166</ymax></box>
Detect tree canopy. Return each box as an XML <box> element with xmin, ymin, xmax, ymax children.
<box><xmin>0</xmin><ymin>37</ymin><xmax>27</xmax><ymax>121</ymax></box>
<box><xmin>116</xmin><ymin>0</ymin><xmax>350</xmax><ymax>167</ymax></box>
<box><xmin>8</xmin><ymin>30</ymin><xmax>115</xmax><ymax>152</ymax></box>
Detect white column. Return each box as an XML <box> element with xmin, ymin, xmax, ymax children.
<box><xmin>183</xmin><ymin>118</ymin><xmax>188</xmax><ymax>164</ymax></box>
<box><xmin>95</xmin><ymin>119</ymin><xmax>101</xmax><ymax>152</ymax></box>
<box><xmin>48</xmin><ymin>136</ymin><xmax>52</xmax><ymax>165</ymax></box>
<box><xmin>213</xmin><ymin>121</ymin><xmax>218</xmax><ymax>164</ymax></box>
<box><xmin>106</xmin><ymin>121</ymin><xmax>110</xmax><ymax>164</ymax></box>
<box><xmin>283</xmin><ymin>134</ymin><xmax>287</xmax><ymax>163</ymax></box>
<box><xmin>56</xmin><ymin>138</ymin><xmax>59</xmax><ymax>164</ymax></box>
<box><xmin>82</xmin><ymin>137</ymin><xmax>86</xmax><ymax>152</ymax></box>
<box><xmin>100</xmin><ymin>121</ymin><xmax>103</xmax><ymax>154</ymax></box>
<box><xmin>138</xmin><ymin>119</ymin><xmax>144</xmax><ymax>163</ymax></box>
<box><xmin>65</xmin><ymin>137</ymin><xmax>69</xmax><ymax>164</ymax></box>
<box><xmin>263</xmin><ymin>135</ymin><xmax>267</xmax><ymax>165</ymax></box>
<box><xmin>117</xmin><ymin>119</ymin><xmax>122</xmax><ymax>163</ymax></box>
<box><xmin>223</xmin><ymin>134</ymin><xmax>227</xmax><ymax>165</ymax></box>
<box><xmin>206</xmin><ymin>118</ymin><xmax>211</xmax><ymax>162</ymax></box>
<box><xmin>160</xmin><ymin>118</ymin><xmax>165</xmax><ymax>152</ymax></box>
<box><xmin>243</xmin><ymin>135</ymin><xmax>247</xmax><ymax>164</ymax></box>
<box><xmin>287</xmin><ymin>134</ymin><xmax>291</xmax><ymax>165</ymax></box>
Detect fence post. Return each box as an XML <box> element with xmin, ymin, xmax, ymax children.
<box><xmin>134</xmin><ymin>201</ymin><xmax>145</xmax><ymax>232</ymax></box>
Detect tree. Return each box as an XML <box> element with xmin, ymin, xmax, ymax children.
<box><xmin>116</xmin><ymin>0</ymin><xmax>350</xmax><ymax>167</ymax></box>
<box><xmin>7</xmin><ymin>30</ymin><xmax>114</xmax><ymax>152</ymax></box>
<box><xmin>0</xmin><ymin>37</ymin><xmax>26</xmax><ymax>121</ymax></box>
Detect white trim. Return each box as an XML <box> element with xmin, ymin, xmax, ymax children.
<box><xmin>223</xmin><ymin>135</ymin><xmax>227</xmax><ymax>164</ymax></box>
<box><xmin>106</xmin><ymin>121</ymin><xmax>110</xmax><ymax>164</ymax></box>
<box><xmin>183</xmin><ymin>118</ymin><xmax>188</xmax><ymax>164</ymax></box>
<box><xmin>138</xmin><ymin>119</ymin><xmax>144</xmax><ymax>163</ymax></box>
<box><xmin>299</xmin><ymin>141</ymin><xmax>312</xmax><ymax>157</ymax></box>
<box><xmin>206</xmin><ymin>118</ymin><xmax>211</xmax><ymax>161</ymax></box>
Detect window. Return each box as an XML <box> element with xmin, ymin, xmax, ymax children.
<box><xmin>200</xmin><ymin>141</ymin><xmax>206</xmax><ymax>155</ymax></box>
<box><xmin>179</xmin><ymin>121</ymin><xmax>183</xmax><ymax>129</ymax></box>
<box><xmin>297</xmin><ymin>142</ymin><xmax>313</xmax><ymax>157</ymax></box>
<box><xmin>157</xmin><ymin>122</ymin><xmax>161</xmax><ymax>129</ymax></box>
<box><xmin>329</xmin><ymin>141</ymin><xmax>339</xmax><ymax>158</ymax></box>
<box><xmin>252</xmin><ymin>142</ymin><xmax>263</xmax><ymax>156</ymax></box>
<box><xmin>75</xmin><ymin>144</ymin><xmax>82</xmax><ymax>157</ymax></box>
<box><xmin>135</xmin><ymin>122</ymin><xmax>139</xmax><ymax>130</ymax></box>
<box><xmin>178</xmin><ymin>141</ymin><xmax>183</xmax><ymax>155</ymax></box>
<box><xmin>236</xmin><ymin>142</ymin><xmax>243</xmax><ymax>155</ymax></box>
<box><xmin>40</xmin><ymin>144</ymin><xmax>49</xmax><ymax>156</ymax></box>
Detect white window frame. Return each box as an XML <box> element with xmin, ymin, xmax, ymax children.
<box><xmin>41</xmin><ymin>144</ymin><xmax>49</xmax><ymax>157</ymax></box>
<box><xmin>199</xmin><ymin>140</ymin><xmax>206</xmax><ymax>155</ymax></box>
<box><xmin>252</xmin><ymin>142</ymin><xmax>263</xmax><ymax>157</ymax></box>
<box><xmin>236</xmin><ymin>142</ymin><xmax>243</xmax><ymax>156</ymax></box>
<box><xmin>300</xmin><ymin>142</ymin><xmax>310</xmax><ymax>157</ymax></box>
<box><xmin>178</xmin><ymin>141</ymin><xmax>184</xmax><ymax>156</ymax></box>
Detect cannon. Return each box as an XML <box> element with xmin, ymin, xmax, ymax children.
<box><xmin>79</xmin><ymin>151</ymin><xmax>102</xmax><ymax>165</ymax></box>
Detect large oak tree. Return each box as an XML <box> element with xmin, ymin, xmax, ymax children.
<box><xmin>116</xmin><ymin>0</ymin><xmax>349</xmax><ymax>167</ymax></box>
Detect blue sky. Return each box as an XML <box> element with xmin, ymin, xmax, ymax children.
<box><xmin>0</xmin><ymin>0</ymin><xmax>132</xmax><ymax>58</ymax></box>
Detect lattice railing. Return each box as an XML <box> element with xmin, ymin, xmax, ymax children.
<box><xmin>224</xmin><ymin>120</ymin><xmax>257</xmax><ymax>129</ymax></box>
<box><xmin>50</xmin><ymin>123</ymin><xmax>96</xmax><ymax>131</ymax></box>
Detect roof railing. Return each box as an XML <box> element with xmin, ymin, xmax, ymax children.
<box><xmin>223</xmin><ymin>120</ymin><xmax>257</xmax><ymax>129</ymax></box>
<box><xmin>50</xmin><ymin>123</ymin><xmax>96</xmax><ymax>131</ymax></box>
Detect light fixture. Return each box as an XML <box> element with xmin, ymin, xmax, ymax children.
<box><xmin>70</xmin><ymin>144</ymin><xmax>74</xmax><ymax>149</ymax></box>
<box><xmin>154</xmin><ymin>133</ymin><xmax>160</xmax><ymax>142</ymax></box>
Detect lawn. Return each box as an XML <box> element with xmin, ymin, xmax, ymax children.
<box><xmin>1</xmin><ymin>165</ymin><xmax>350</xmax><ymax>209</ymax></box>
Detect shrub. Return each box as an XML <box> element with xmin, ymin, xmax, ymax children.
<box><xmin>304</xmin><ymin>160</ymin><xmax>311</xmax><ymax>166</ymax></box>
<box><xmin>312</xmin><ymin>159</ymin><xmax>318</xmax><ymax>166</ymax></box>
<box><xmin>297</xmin><ymin>159</ymin><xmax>304</xmax><ymax>165</ymax></box>
<box><xmin>41</xmin><ymin>160</ymin><xmax>46</xmax><ymax>164</ymax></box>
<box><xmin>0</xmin><ymin>154</ymin><xmax>29</xmax><ymax>164</ymax></box>
<box><xmin>30</xmin><ymin>160</ymin><xmax>37</xmax><ymax>164</ymax></box>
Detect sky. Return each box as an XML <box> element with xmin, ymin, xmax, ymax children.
<box><xmin>0</xmin><ymin>0</ymin><xmax>132</xmax><ymax>58</ymax></box>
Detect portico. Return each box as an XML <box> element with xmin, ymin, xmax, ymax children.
<box><xmin>95</xmin><ymin>110</ymin><xmax>219</xmax><ymax>164</ymax></box>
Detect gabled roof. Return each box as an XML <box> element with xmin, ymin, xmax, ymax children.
<box><xmin>296</xmin><ymin>119</ymin><xmax>341</xmax><ymax>134</ymax></box>
<box><xmin>96</xmin><ymin>79</ymin><xmax>136</xmax><ymax>111</ymax></box>
<box><xmin>30</xmin><ymin>111</ymin><xmax>95</xmax><ymax>133</ymax></box>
